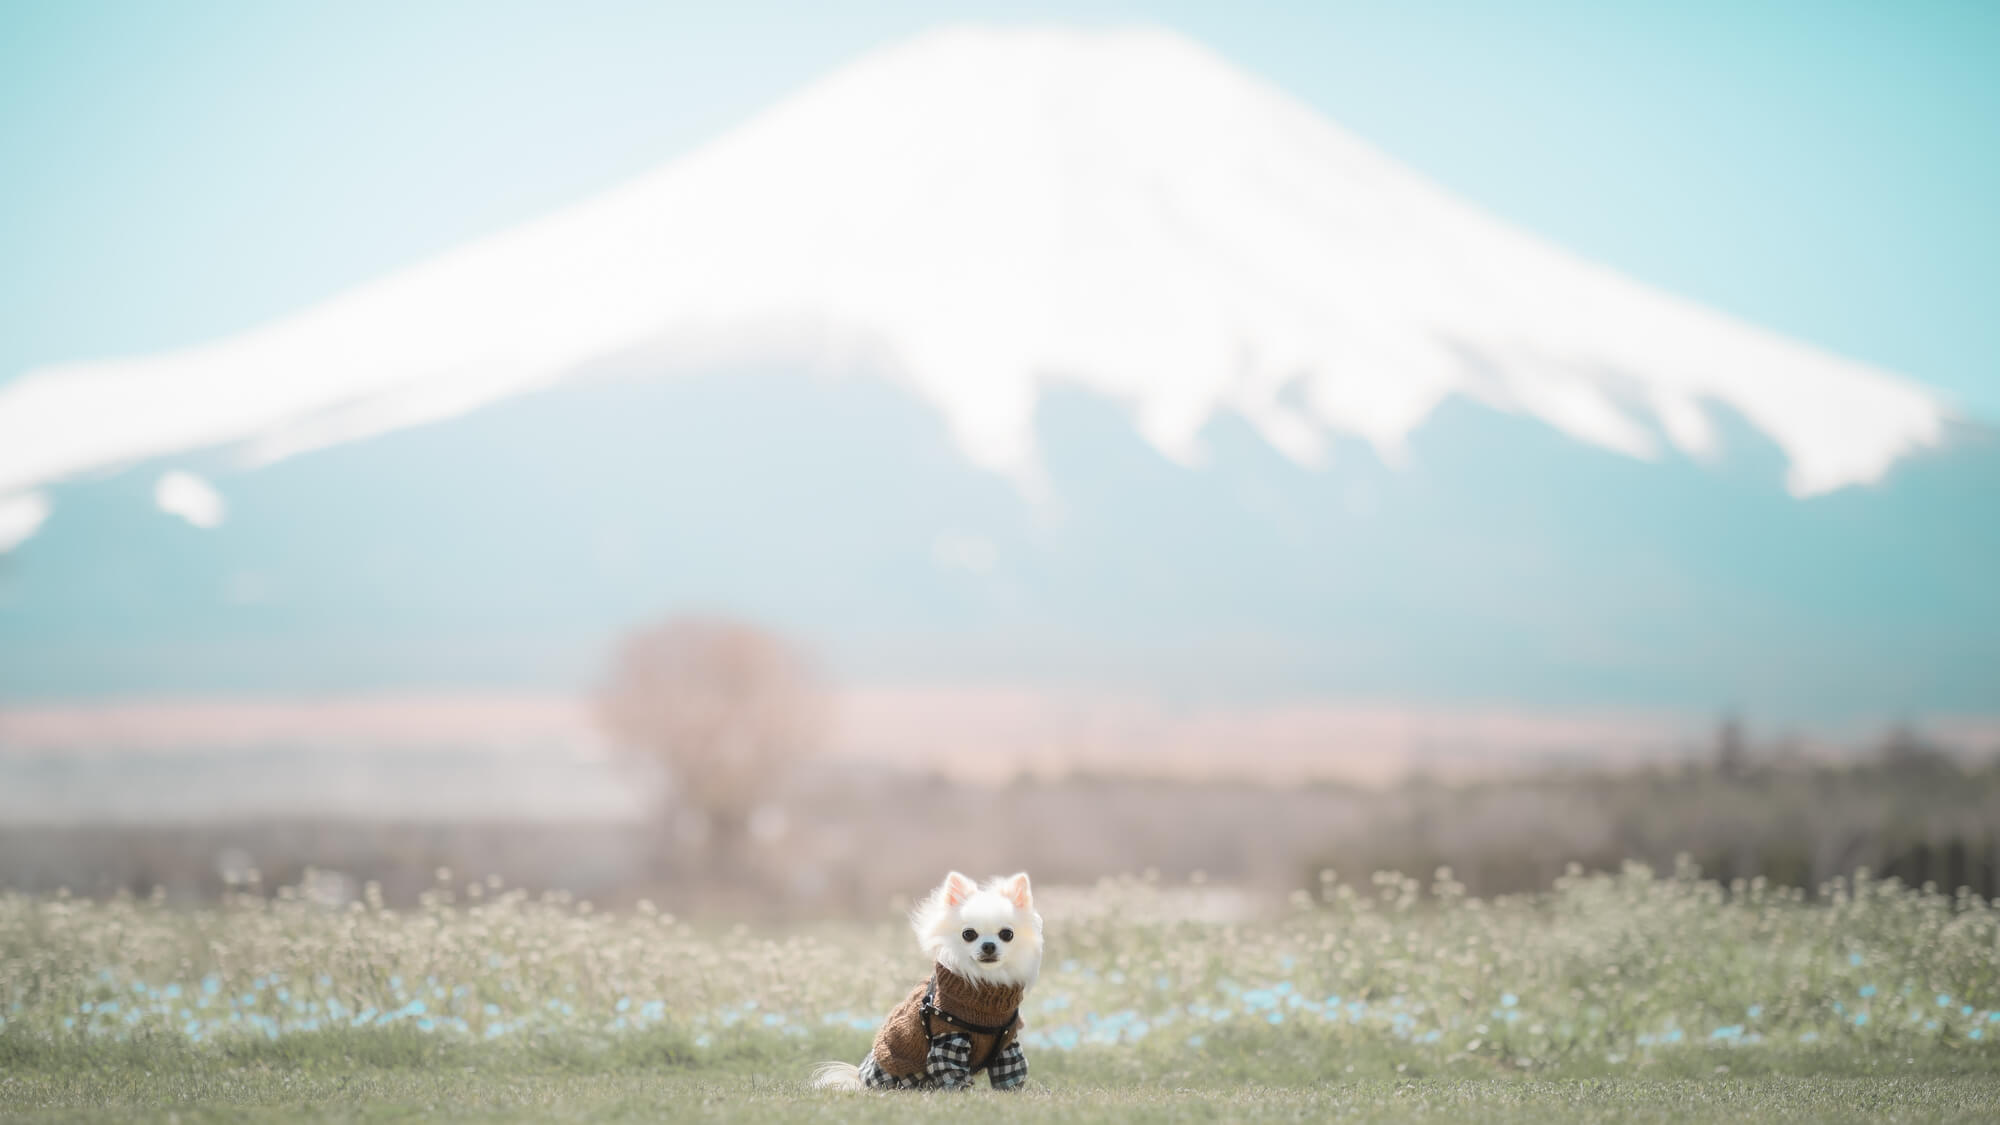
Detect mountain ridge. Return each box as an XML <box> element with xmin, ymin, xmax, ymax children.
<box><xmin>0</xmin><ymin>24</ymin><xmax>1951</xmax><ymax>540</ymax></box>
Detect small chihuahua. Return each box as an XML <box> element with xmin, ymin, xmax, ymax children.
<box><xmin>812</xmin><ymin>871</ymin><xmax>1043</xmax><ymax>1091</ymax></box>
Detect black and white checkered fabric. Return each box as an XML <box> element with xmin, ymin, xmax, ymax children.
<box><xmin>858</xmin><ymin>1052</ymin><xmax>926</xmax><ymax>1090</ymax></box>
<box><xmin>856</xmin><ymin>1033</ymin><xmax>1027</xmax><ymax>1090</ymax></box>
<box><xmin>986</xmin><ymin>1040</ymin><xmax>1029</xmax><ymax>1089</ymax></box>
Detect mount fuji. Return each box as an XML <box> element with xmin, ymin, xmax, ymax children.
<box><xmin>0</xmin><ymin>27</ymin><xmax>1993</xmax><ymax>724</ymax></box>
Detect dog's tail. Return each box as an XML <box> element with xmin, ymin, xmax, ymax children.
<box><xmin>810</xmin><ymin>1061</ymin><xmax>865</xmax><ymax>1091</ymax></box>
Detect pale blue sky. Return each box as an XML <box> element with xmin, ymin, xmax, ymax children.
<box><xmin>3</xmin><ymin>0</ymin><xmax>1996</xmax><ymax>416</ymax></box>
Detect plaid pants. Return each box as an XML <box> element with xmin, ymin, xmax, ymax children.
<box><xmin>859</xmin><ymin>1033</ymin><xmax>1029</xmax><ymax>1090</ymax></box>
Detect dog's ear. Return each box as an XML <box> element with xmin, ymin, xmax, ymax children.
<box><xmin>941</xmin><ymin>871</ymin><xmax>977</xmax><ymax>908</ymax></box>
<box><xmin>999</xmin><ymin>872</ymin><xmax>1032</xmax><ymax>909</ymax></box>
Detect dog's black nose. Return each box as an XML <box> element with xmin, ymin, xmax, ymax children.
<box><xmin>981</xmin><ymin>941</ymin><xmax>997</xmax><ymax>956</ymax></box>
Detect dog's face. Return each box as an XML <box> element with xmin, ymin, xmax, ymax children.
<box><xmin>911</xmin><ymin>871</ymin><xmax>1042</xmax><ymax>989</ymax></box>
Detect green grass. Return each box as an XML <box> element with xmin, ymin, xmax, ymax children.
<box><xmin>3</xmin><ymin>864</ymin><xmax>1998</xmax><ymax>1120</ymax></box>
<box><xmin>4</xmin><ymin>1062</ymin><xmax>2000</xmax><ymax>1123</ymax></box>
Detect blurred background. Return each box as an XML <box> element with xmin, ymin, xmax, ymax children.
<box><xmin>2</xmin><ymin>1</ymin><xmax>1996</xmax><ymax>915</ymax></box>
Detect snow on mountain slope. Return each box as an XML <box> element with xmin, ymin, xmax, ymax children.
<box><xmin>0</xmin><ymin>25</ymin><xmax>1948</xmax><ymax>544</ymax></box>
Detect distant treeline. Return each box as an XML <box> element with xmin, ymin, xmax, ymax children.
<box><xmin>3</xmin><ymin>732</ymin><xmax>1995</xmax><ymax>911</ymax></box>
<box><xmin>1309</xmin><ymin>733</ymin><xmax>2000</xmax><ymax>900</ymax></box>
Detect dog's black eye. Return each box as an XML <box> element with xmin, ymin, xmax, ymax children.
<box><xmin>998</xmin><ymin>928</ymin><xmax>1014</xmax><ymax>942</ymax></box>
<box><xmin>961</xmin><ymin>928</ymin><xmax>977</xmax><ymax>942</ymax></box>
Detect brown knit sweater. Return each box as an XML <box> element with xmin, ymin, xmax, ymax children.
<box><xmin>871</xmin><ymin>965</ymin><xmax>1025</xmax><ymax>1077</ymax></box>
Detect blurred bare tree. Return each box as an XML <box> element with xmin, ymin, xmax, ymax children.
<box><xmin>597</xmin><ymin>617</ymin><xmax>826</xmax><ymax>872</ymax></box>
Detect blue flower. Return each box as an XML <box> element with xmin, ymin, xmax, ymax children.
<box><xmin>1746</xmin><ymin>1005</ymin><xmax>1762</xmax><ymax>1020</ymax></box>
<box><xmin>1710</xmin><ymin>1025</ymin><xmax>1743</xmax><ymax>1041</ymax></box>
<box><xmin>1854</xmin><ymin>1013</ymin><xmax>1869</xmax><ymax>1027</ymax></box>
<box><xmin>1848</xmin><ymin>953</ymin><xmax>1863</xmax><ymax>966</ymax></box>
<box><xmin>1938</xmin><ymin>994</ymin><xmax>1952</xmax><ymax>1008</ymax></box>
<box><xmin>1859</xmin><ymin>986</ymin><xmax>1876</xmax><ymax>999</ymax></box>
<box><xmin>1501</xmin><ymin>994</ymin><xmax>1518</xmax><ymax>1008</ymax></box>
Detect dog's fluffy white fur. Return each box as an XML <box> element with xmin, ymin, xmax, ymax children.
<box><xmin>913</xmin><ymin>870</ymin><xmax>1044</xmax><ymax>990</ymax></box>
<box><xmin>812</xmin><ymin>871</ymin><xmax>1042</xmax><ymax>1090</ymax></box>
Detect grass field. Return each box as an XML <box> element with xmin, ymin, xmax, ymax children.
<box><xmin>4</xmin><ymin>864</ymin><xmax>1997</xmax><ymax>1121</ymax></box>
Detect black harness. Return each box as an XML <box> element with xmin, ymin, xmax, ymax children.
<box><xmin>919</xmin><ymin>973</ymin><xmax>1019</xmax><ymax>1073</ymax></box>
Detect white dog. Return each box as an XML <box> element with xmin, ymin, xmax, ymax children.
<box><xmin>812</xmin><ymin>871</ymin><xmax>1042</xmax><ymax>1090</ymax></box>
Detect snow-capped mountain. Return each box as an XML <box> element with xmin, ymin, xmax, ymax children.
<box><xmin>0</xmin><ymin>27</ymin><xmax>1948</xmax><ymax>519</ymax></box>
<box><xmin>0</xmin><ymin>27</ymin><xmax>1991</xmax><ymax>722</ymax></box>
